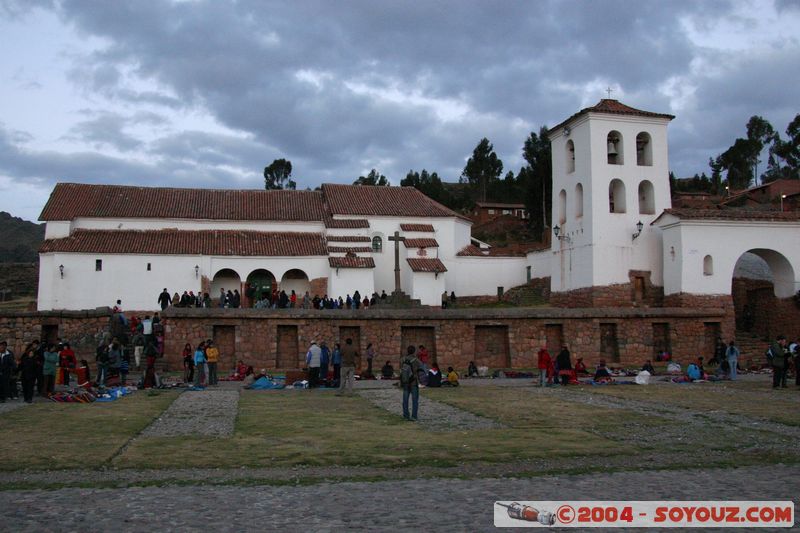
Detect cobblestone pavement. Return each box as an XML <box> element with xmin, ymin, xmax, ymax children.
<box><xmin>140</xmin><ymin>388</ymin><xmax>239</xmax><ymax>437</ymax></box>
<box><xmin>358</xmin><ymin>388</ymin><xmax>505</xmax><ymax>430</ymax></box>
<box><xmin>1</xmin><ymin>465</ymin><xmax>797</xmax><ymax>532</ymax></box>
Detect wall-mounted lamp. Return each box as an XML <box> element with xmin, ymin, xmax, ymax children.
<box><xmin>194</xmin><ymin>265</ymin><xmax>199</xmax><ymax>278</ymax></box>
<box><xmin>553</xmin><ymin>225</ymin><xmax>571</xmax><ymax>244</ymax></box>
<box><xmin>632</xmin><ymin>220</ymin><xmax>644</xmax><ymax>241</ymax></box>
<box><xmin>59</xmin><ymin>264</ymin><xmax>64</xmax><ymax>278</ymax></box>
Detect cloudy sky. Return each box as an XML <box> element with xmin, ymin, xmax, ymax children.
<box><xmin>1</xmin><ymin>0</ymin><xmax>799</xmax><ymax>222</ymax></box>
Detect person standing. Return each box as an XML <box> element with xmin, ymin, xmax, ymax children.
<box><xmin>332</xmin><ymin>343</ymin><xmax>342</xmax><ymax>388</ymax></box>
<box><xmin>42</xmin><ymin>343</ymin><xmax>59</xmax><ymax>396</ymax></box>
<box><xmin>319</xmin><ymin>341</ymin><xmax>330</xmax><ymax>385</ymax></box>
<box><xmin>157</xmin><ymin>288</ymin><xmax>171</xmax><ymax>310</ymax></box>
<box><xmin>769</xmin><ymin>335</ymin><xmax>788</xmax><ymax>389</ymax></box>
<box><xmin>537</xmin><ymin>346</ymin><xmax>552</xmax><ymax>387</ymax></box>
<box><xmin>306</xmin><ymin>341</ymin><xmax>321</xmax><ymax>388</ymax></box>
<box><xmin>205</xmin><ymin>340</ymin><xmax>220</xmax><ymax>386</ymax></box>
<box><xmin>108</xmin><ymin>338</ymin><xmax>123</xmax><ymax>382</ymax></box>
<box><xmin>365</xmin><ymin>343</ymin><xmax>375</xmax><ymax>378</ymax></box>
<box><xmin>143</xmin><ymin>340</ymin><xmax>158</xmax><ymax>388</ymax></box>
<box><xmin>556</xmin><ymin>344</ymin><xmax>572</xmax><ymax>386</ymax></box>
<box><xmin>399</xmin><ymin>345</ymin><xmax>421</xmax><ymax>421</ymax></box>
<box><xmin>18</xmin><ymin>344</ymin><xmax>38</xmax><ymax>403</ymax></box>
<box><xmin>59</xmin><ymin>342</ymin><xmax>76</xmax><ymax>388</ymax></box>
<box><xmin>193</xmin><ymin>342</ymin><xmax>207</xmax><ymax>387</ymax></box>
<box><xmin>0</xmin><ymin>341</ymin><xmax>16</xmax><ymax>402</ymax></box>
<box><xmin>182</xmin><ymin>342</ymin><xmax>194</xmax><ymax>384</ymax></box>
<box><xmin>725</xmin><ymin>340</ymin><xmax>740</xmax><ymax>380</ymax></box>
<box><xmin>336</xmin><ymin>338</ymin><xmax>357</xmax><ymax>396</ymax></box>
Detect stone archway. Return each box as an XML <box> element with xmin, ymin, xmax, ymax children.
<box><xmin>280</xmin><ymin>269</ymin><xmax>310</xmax><ymax>299</ymax></box>
<box><xmin>731</xmin><ymin>249</ymin><xmax>797</xmax><ymax>340</ymax></box>
<box><xmin>210</xmin><ymin>268</ymin><xmax>241</xmax><ymax>306</ymax></box>
<box><xmin>245</xmin><ymin>269</ymin><xmax>276</xmax><ymax>307</ymax></box>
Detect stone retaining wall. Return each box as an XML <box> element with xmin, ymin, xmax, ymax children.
<box><xmin>161</xmin><ymin>306</ymin><xmax>729</xmax><ymax>371</ymax></box>
<box><xmin>0</xmin><ymin>309</ymin><xmax>112</xmax><ymax>357</ymax></box>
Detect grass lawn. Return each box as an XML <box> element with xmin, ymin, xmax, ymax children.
<box><xmin>574</xmin><ymin>380</ymin><xmax>800</xmax><ymax>426</ymax></box>
<box><xmin>0</xmin><ymin>390</ymin><xmax>178</xmax><ymax>470</ymax></box>
<box><xmin>115</xmin><ymin>390</ymin><xmax>629</xmax><ymax>470</ymax></box>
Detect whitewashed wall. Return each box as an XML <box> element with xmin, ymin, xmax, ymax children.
<box><xmin>657</xmin><ymin>217</ymin><xmax>800</xmax><ymax>297</ymax></box>
<box><xmin>408</xmin><ymin>271</ymin><xmax>446</xmax><ymax>306</ymax></box>
<box><xmin>328</xmin><ymin>268</ymin><xmax>374</xmax><ymax>301</ymax></box>
<box><xmin>70</xmin><ymin>217</ymin><xmax>325</xmax><ymax>233</ymax></box>
<box><xmin>444</xmin><ymin>256</ymin><xmax>527</xmax><ymax>297</ymax></box>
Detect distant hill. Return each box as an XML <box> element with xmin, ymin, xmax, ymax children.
<box><xmin>0</xmin><ymin>211</ymin><xmax>45</xmax><ymax>263</ymax></box>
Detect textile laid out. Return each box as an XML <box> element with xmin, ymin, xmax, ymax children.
<box><xmin>49</xmin><ymin>386</ymin><xmax>134</xmax><ymax>403</ymax></box>
<box><xmin>248</xmin><ymin>377</ymin><xmax>285</xmax><ymax>390</ymax></box>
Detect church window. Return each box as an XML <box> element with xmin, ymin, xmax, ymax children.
<box><xmin>372</xmin><ymin>236</ymin><xmax>383</xmax><ymax>253</ymax></box>
<box><xmin>147</xmin><ymin>263</ymin><xmax>152</xmax><ymax>271</ymax></box>
<box><xmin>607</xmin><ymin>131</ymin><xmax>623</xmax><ymax>165</ymax></box>
<box><xmin>609</xmin><ymin>179</ymin><xmax>626</xmax><ymax>213</ymax></box>
<box><xmin>566</xmin><ymin>139</ymin><xmax>575</xmax><ymax>173</ymax></box>
<box><xmin>95</xmin><ymin>259</ymin><xmax>102</xmax><ymax>271</ymax></box>
<box><xmin>638</xmin><ymin>180</ymin><xmax>655</xmax><ymax>214</ymax></box>
<box><xmin>703</xmin><ymin>255</ymin><xmax>713</xmax><ymax>276</ymax></box>
<box><xmin>558</xmin><ymin>189</ymin><xmax>567</xmax><ymax>224</ymax></box>
<box><xmin>636</xmin><ymin>132</ymin><xmax>653</xmax><ymax>166</ymax></box>
<box><xmin>575</xmin><ymin>183</ymin><xmax>584</xmax><ymax>218</ymax></box>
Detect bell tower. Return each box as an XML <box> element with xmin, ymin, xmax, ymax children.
<box><xmin>547</xmin><ymin>99</ymin><xmax>674</xmax><ymax>295</ymax></box>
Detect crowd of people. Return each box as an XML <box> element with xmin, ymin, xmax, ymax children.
<box><xmin>157</xmin><ymin>287</ymin><xmax>413</xmax><ymax>311</ymax></box>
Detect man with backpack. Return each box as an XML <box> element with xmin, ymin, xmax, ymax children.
<box><xmin>768</xmin><ymin>335</ymin><xmax>788</xmax><ymax>389</ymax></box>
<box><xmin>399</xmin><ymin>345</ymin><xmax>421</xmax><ymax>421</ymax></box>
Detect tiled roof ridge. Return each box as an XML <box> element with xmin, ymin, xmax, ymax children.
<box><xmin>659</xmin><ymin>208</ymin><xmax>800</xmax><ymax>222</ymax></box>
<box><xmin>326</xmin><ymin>235</ymin><xmax>371</xmax><ymax>242</ymax></box>
<box><xmin>403</xmin><ymin>238</ymin><xmax>439</xmax><ymax>248</ymax></box>
<box><xmin>400</xmin><ymin>223</ymin><xmax>435</xmax><ymax>232</ymax></box>
<box><xmin>328</xmin><ymin>256</ymin><xmax>375</xmax><ymax>269</ymax></box>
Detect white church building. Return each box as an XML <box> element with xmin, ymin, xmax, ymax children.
<box><xmin>37</xmin><ymin>99</ymin><xmax>800</xmax><ymax>317</ymax></box>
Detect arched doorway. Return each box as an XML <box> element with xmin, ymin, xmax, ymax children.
<box><xmin>280</xmin><ymin>269</ymin><xmax>310</xmax><ymax>298</ymax></box>
<box><xmin>246</xmin><ymin>269</ymin><xmax>276</xmax><ymax>307</ymax></box>
<box><xmin>731</xmin><ymin>249</ymin><xmax>796</xmax><ymax>341</ymax></box>
<box><xmin>210</xmin><ymin>268</ymin><xmax>241</xmax><ymax>306</ymax></box>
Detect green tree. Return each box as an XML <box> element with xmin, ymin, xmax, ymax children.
<box><xmin>353</xmin><ymin>169</ymin><xmax>389</xmax><ymax>186</ymax></box>
<box><xmin>709</xmin><ymin>157</ymin><xmax>723</xmax><ymax>195</ymax></box>
<box><xmin>460</xmin><ymin>138</ymin><xmax>503</xmax><ymax>202</ymax></box>
<box><xmin>401</xmin><ymin>169</ymin><xmax>449</xmax><ymax>204</ymax></box>
<box><xmin>263</xmin><ymin>158</ymin><xmax>296</xmax><ymax>190</ymax></box>
<box><xmin>766</xmin><ymin>114</ymin><xmax>800</xmax><ymax>181</ymax></box>
<box><xmin>520</xmin><ymin>127</ymin><xmax>552</xmax><ymax>240</ymax></box>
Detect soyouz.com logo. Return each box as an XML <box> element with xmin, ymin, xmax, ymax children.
<box><xmin>494</xmin><ymin>501</ymin><xmax>795</xmax><ymax>528</ymax></box>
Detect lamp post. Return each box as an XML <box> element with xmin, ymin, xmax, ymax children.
<box><xmin>781</xmin><ymin>194</ymin><xmax>786</xmax><ymax>212</ymax></box>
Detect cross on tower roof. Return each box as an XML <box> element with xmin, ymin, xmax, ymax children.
<box><xmin>606</xmin><ymin>86</ymin><xmax>613</xmax><ymax>99</ymax></box>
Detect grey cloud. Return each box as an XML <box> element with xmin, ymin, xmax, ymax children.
<box><xmin>65</xmin><ymin>112</ymin><xmax>143</xmax><ymax>152</ymax></box>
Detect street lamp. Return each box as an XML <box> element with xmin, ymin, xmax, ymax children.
<box><xmin>632</xmin><ymin>220</ymin><xmax>644</xmax><ymax>241</ymax></box>
<box><xmin>59</xmin><ymin>264</ymin><xmax>64</xmax><ymax>278</ymax></box>
<box><xmin>194</xmin><ymin>265</ymin><xmax>199</xmax><ymax>278</ymax></box>
<box><xmin>553</xmin><ymin>225</ymin><xmax>571</xmax><ymax>244</ymax></box>
<box><xmin>781</xmin><ymin>194</ymin><xmax>786</xmax><ymax>211</ymax></box>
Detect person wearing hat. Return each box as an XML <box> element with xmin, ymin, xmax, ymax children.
<box><xmin>306</xmin><ymin>341</ymin><xmax>322</xmax><ymax>388</ymax></box>
<box><xmin>0</xmin><ymin>341</ymin><xmax>16</xmax><ymax>402</ymax></box>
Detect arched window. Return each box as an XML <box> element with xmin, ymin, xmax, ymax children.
<box><xmin>703</xmin><ymin>255</ymin><xmax>713</xmax><ymax>276</ymax></box>
<box><xmin>566</xmin><ymin>139</ymin><xmax>575</xmax><ymax>173</ymax></box>
<box><xmin>609</xmin><ymin>179</ymin><xmax>626</xmax><ymax>213</ymax></box>
<box><xmin>372</xmin><ymin>236</ymin><xmax>382</xmax><ymax>253</ymax></box>
<box><xmin>558</xmin><ymin>189</ymin><xmax>567</xmax><ymax>224</ymax></box>
<box><xmin>638</xmin><ymin>180</ymin><xmax>655</xmax><ymax>214</ymax></box>
<box><xmin>636</xmin><ymin>132</ymin><xmax>652</xmax><ymax>166</ymax></box>
<box><xmin>607</xmin><ymin>131</ymin><xmax>623</xmax><ymax>165</ymax></box>
<box><xmin>575</xmin><ymin>183</ymin><xmax>584</xmax><ymax>218</ymax></box>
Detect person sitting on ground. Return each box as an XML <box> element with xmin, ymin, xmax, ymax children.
<box><xmin>686</xmin><ymin>361</ymin><xmax>702</xmax><ymax>381</ymax></box>
<box><xmin>381</xmin><ymin>360</ymin><xmax>394</xmax><ymax>379</ymax></box>
<box><xmin>235</xmin><ymin>360</ymin><xmax>248</xmax><ymax>378</ymax></box>
<box><xmin>443</xmin><ymin>366</ymin><xmax>459</xmax><ymax>387</ymax></box>
<box><xmin>574</xmin><ymin>357</ymin><xmax>588</xmax><ymax>375</ymax></box>
<box><xmin>593</xmin><ymin>359</ymin><xmax>613</xmax><ymax>383</ymax></box>
<box><xmin>467</xmin><ymin>361</ymin><xmax>479</xmax><ymax>378</ymax></box>
<box><xmin>641</xmin><ymin>360</ymin><xmax>655</xmax><ymax>374</ymax></box>
<box><xmin>427</xmin><ymin>363</ymin><xmax>442</xmax><ymax>387</ymax></box>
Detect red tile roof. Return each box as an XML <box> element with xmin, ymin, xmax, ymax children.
<box><xmin>654</xmin><ymin>208</ymin><xmax>800</xmax><ymax>223</ymax></box>
<box><xmin>39</xmin><ymin>183</ymin><xmax>324</xmax><ymax>222</ymax></box>
<box><xmin>407</xmin><ymin>258</ymin><xmax>447</xmax><ymax>273</ymax></box>
<box><xmin>328</xmin><ymin>256</ymin><xmax>375</xmax><ymax>269</ymax></box>
<box><xmin>549</xmin><ymin>99</ymin><xmax>675</xmax><ymax>135</ymax></box>
<box><xmin>40</xmin><ymin>229</ymin><xmax>328</xmax><ymax>256</ymax></box>
<box><xmin>403</xmin><ymin>238</ymin><xmax>439</xmax><ymax>248</ymax></box>
<box><xmin>326</xmin><ymin>235</ymin><xmax>371</xmax><ymax>242</ymax></box>
<box><xmin>456</xmin><ymin>244</ymin><xmax>487</xmax><ymax>256</ymax></box>
<box><xmin>324</xmin><ymin>217</ymin><xmax>370</xmax><ymax>228</ymax></box>
<box><xmin>400</xmin><ymin>223</ymin><xmax>435</xmax><ymax>232</ymax></box>
<box><xmin>327</xmin><ymin>246</ymin><xmax>372</xmax><ymax>253</ymax></box>
<box><xmin>475</xmin><ymin>202</ymin><xmax>525</xmax><ymax>209</ymax></box>
<box><xmin>322</xmin><ymin>184</ymin><xmax>461</xmax><ymax>218</ymax></box>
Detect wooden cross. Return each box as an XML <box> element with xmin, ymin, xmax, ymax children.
<box><xmin>388</xmin><ymin>231</ymin><xmax>406</xmax><ymax>293</ymax></box>
<box><xmin>606</xmin><ymin>86</ymin><xmax>613</xmax><ymax>99</ymax></box>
